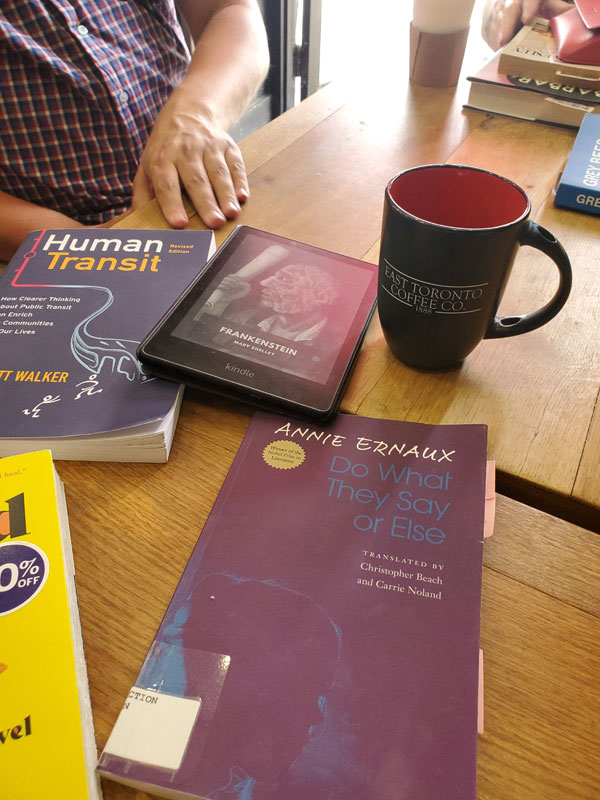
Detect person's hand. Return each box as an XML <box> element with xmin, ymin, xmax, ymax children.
<box><xmin>482</xmin><ymin>0</ymin><xmax>573</xmax><ymax>50</ymax></box>
<box><xmin>132</xmin><ymin>86</ymin><xmax>249</xmax><ymax>230</ymax></box>
<box><xmin>217</xmin><ymin>274</ymin><xmax>252</xmax><ymax>302</ymax></box>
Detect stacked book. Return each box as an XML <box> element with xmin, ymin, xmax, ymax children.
<box><xmin>554</xmin><ymin>112</ymin><xmax>600</xmax><ymax>214</ymax></box>
<box><xmin>465</xmin><ymin>18</ymin><xmax>600</xmax><ymax>128</ymax></box>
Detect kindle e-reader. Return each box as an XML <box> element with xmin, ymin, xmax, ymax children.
<box><xmin>137</xmin><ymin>226</ymin><xmax>378</xmax><ymax>421</ymax></box>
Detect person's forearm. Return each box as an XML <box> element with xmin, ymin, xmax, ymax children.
<box><xmin>0</xmin><ymin>191</ymin><xmax>84</xmax><ymax>262</ymax></box>
<box><xmin>0</xmin><ymin>192</ymin><xmax>133</xmax><ymax>262</ymax></box>
<box><xmin>132</xmin><ymin>0</ymin><xmax>269</xmax><ymax>229</ymax></box>
<box><xmin>175</xmin><ymin>0</ymin><xmax>270</xmax><ymax>131</ymax></box>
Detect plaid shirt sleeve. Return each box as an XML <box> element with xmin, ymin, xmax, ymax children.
<box><xmin>0</xmin><ymin>0</ymin><xmax>191</xmax><ymax>223</ymax></box>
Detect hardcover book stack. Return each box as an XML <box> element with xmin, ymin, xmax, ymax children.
<box><xmin>465</xmin><ymin>18</ymin><xmax>600</xmax><ymax>128</ymax></box>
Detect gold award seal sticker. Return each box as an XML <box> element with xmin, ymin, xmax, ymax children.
<box><xmin>263</xmin><ymin>440</ymin><xmax>306</xmax><ymax>470</ymax></box>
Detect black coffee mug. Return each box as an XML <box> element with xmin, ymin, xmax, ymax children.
<box><xmin>378</xmin><ymin>164</ymin><xmax>572</xmax><ymax>370</ymax></box>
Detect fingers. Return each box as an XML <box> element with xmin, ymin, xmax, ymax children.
<box><xmin>482</xmin><ymin>0</ymin><xmax>524</xmax><ymax>49</ymax></box>
<box><xmin>176</xmin><ymin>140</ymin><xmax>247</xmax><ymax>230</ymax></box>
<box><xmin>132</xmin><ymin>161</ymin><xmax>189</xmax><ymax>229</ymax></box>
<box><xmin>137</xmin><ymin>133</ymin><xmax>249</xmax><ymax>231</ymax></box>
<box><xmin>170</xmin><ymin>158</ymin><xmax>224</xmax><ymax>230</ymax></box>
<box><xmin>131</xmin><ymin>165</ymin><xmax>155</xmax><ymax>211</ymax></box>
<box><xmin>520</xmin><ymin>0</ymin><xmax>546</xmax><ymax>24</ymax></box>
<box><xmin>506</xmin><ymin>0</ymin><xmax>570</xmax><ymax>30</ymax></box>
<box><xmin>189</xmin><ymin>140</ymin><xmax>242</xmax><ymax>225</ymax></box>
<box><xmin>144</xmin><ymin>159</ymin><xmax>191</xmax><ymax>229</ymax></box>
<box><xmin>498</xmin><ymin>1</ymin><xmax>524</xmax><ymax>48</ymax></box>
<box><xmin>225</xmin><ymin>143</ymin><xmax>249</xmax><ymax>205</ymax></box>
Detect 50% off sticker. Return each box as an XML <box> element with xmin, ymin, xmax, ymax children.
<box><xmin>0</xmin><ymin>542</ymin><xmax>49</xmax><ymax>615</ymax></box>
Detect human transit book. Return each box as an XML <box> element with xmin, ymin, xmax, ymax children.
<box><xmin>98</xmin><ymin>411</ymin><xmax>488</xmax><ymax>800</ymax></box>
<box><xmin>0</xmin><ymin>229</ymin><xmax>214</xmax><ymax>461</ymax></box>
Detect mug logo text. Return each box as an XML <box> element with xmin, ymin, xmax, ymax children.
<box><xmin>382</xmin><ymin>262</ymin><xmax>488</xmax><ymax>316</ymax></box>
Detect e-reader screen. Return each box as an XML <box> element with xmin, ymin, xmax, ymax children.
<box><xmin>138</xmin><ymin>227</ymin><xmax>378</xmax><ymax>419</ymax></box>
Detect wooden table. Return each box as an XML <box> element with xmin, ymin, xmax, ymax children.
<box><xmin>61</xmin><ymin>13</ymin><xmax>600</xmax><ymax>800</ymax></box>
<box><xmin>115</xmin><ymin>52</ymin><xmax>600</xmax><ymax>532</ymax></box>
<box><xmin>68</xmin><ymin>400</ymin><xmax>599</xmax><ymax>800</ymax></box>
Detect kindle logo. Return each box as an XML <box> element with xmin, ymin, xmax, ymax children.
<box><xmin>0</xmin><ymin>492</ymin><xmax>28</xmax><ymax>541</ymax></box>
<box><xmin>225</xmin><ymin>362</ymin><xmax>255</xmax><ymax>377</ymax></box>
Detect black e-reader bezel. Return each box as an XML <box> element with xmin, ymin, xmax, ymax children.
<box><xmin>137</xmin><ymin>226</ymin><xmax>378</xmax><ymax>421</ymax></box>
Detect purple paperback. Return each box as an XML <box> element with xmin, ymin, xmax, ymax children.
<box><xmin>0</xmin><ymin>228</ymin><xmax>214</xmax><ymax>461</ymax></box>
<box><xmin>98</xmin><ymin>411</ymin><xmax>487</xmax><ymax>799</ymax></box>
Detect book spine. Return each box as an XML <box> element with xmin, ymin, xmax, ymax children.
<box><xmin>555</xmin><ymin>184</ymin><xmax>600</xmax><ymax>215</ymax></box>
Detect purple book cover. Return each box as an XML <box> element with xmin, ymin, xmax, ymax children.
<box><xmin>0</xmin><ymin>228</ymin><xmax>214</xmax><ymax>439</ymax></box>
<box><xmin>99</xmin><ymin>411</ymin><xmax>487</xmax><ymax>800</ymax></box>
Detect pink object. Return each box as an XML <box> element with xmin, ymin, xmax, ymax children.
<box><xmin>484</xmin><ymin>461</ymin><xmax>496</xmax><ymax>539</ymax></box>
<box><xmin>478</xmin><ymin>650</ymin><xmax>485</xmax><ymax>734</ymax></box>
<box><xmin>551</xmin><ymin>7</ymin><xmax>600</xmax><ymax>65</ymax></box>
<box><xmin>575</xmin><ymin>0</ymin><xmax>600</xmax><ymax>30</ymax></box>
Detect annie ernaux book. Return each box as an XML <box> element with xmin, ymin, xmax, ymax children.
<box><xmin>98</xmin><ymin>412</ymin><xmax>488</xmax><ymax>800</ymax></box>
<box><xmin>0</xmin><ymin>228</ymin><xmax>215</xmax><ymax>462</ymax></box>
<box><xmin>1</xmin><ymin>450</ymin><xmax>101</xmax><ymax>799</ymax></box>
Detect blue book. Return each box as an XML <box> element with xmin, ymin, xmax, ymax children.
<box><xmin>554</xmin><ymin>114</ymin><xmax>600</xmax><ymax>215</ymax></box>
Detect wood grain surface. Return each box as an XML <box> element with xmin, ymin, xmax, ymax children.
<box><xmin>95</xmin><ymin>11</ymin><xmax>600</xmax><ymax>799</ymax></box>
<box><xmin>60</xmin><ymin>403</ymin><xmax>599</xmax><ymax>800</ymax></box>
<box><xmin>115</xmin><ymin>49</ymin><xmax>599</xmax><ymax>529</ymax></box>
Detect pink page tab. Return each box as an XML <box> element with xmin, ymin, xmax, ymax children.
<box><xmin>478</xmin><ymin>649</ymin><xmax>485</xmax><ymax>734</ymax></box>
<box><xmin>484</xmin><ymin>461</ymin><xmax>496</xmax><ymax>538</ymax></box>
<box><xmin>478</xmin><ymin>461</ymin><xmax>495</xmax><ymax>734</ymax></box>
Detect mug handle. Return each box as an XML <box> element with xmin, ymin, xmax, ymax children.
<box><xmin>485</xmin><ymin>221</ymin><xmax>572</xmax><ymax>339</ymax></box>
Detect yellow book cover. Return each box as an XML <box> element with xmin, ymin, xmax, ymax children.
<box><xmin>0</xmin><ymin>450</ymin><xmax>101</xmax><ymax>799</ymax></box>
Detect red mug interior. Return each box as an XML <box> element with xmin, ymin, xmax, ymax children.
<box><xmin>388</xmin><ymin>165</ymin><xmax>529</xmax><ymax>229</ymax></box>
